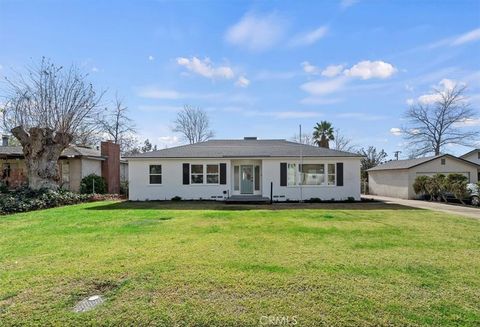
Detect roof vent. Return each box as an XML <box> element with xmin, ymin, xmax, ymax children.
<box><xmin>244</xmin><ymin>137</ymin><xmax>257</xmax><ymax>140</ymax></box>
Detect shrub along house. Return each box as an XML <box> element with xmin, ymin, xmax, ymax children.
<box><xmin>367</xmin><ymin>154</ymin><xmax>480</xmax><ymax>199</ymax></box>
<box><xmin>0</xmin><ymin>136</ymin><xmax>127</xmax><ymax>193</ymax></box>
<box><xmin>126</xmin><ymin>137</ymin><xmax>362</xmax><ymax>202</ymax></box>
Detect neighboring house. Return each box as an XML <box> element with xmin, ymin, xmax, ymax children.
<box><xmin>367</xmin><ymin>154</ymin><xmax>480</xmax><ymax>199</ymax></box>
<box><xmin>460</xmin><ymin>149</ymin><xmax>480</xmax><ymax>180</ymax></box>
<box><xmin>0</xmin><ymin>136</ymin><xmax>127</xmax><ymax>193</ymax></box>
<box><xmin>126</xmin><ymin>137</ymin><xmax>362</xmax><ymax>202</ymax></box>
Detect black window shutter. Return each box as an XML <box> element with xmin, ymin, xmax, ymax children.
<box><xmin>280</xmin><ymin>162</ymin><xmax>287</xmax><ymax>186</ymax></box>
<box><xmin>182</xmin><ymin>163</ymin><xmax>190</xmax><ymax>185</ymax></box>
<box><xmin>336</xmin><ymin>162</ymin><xmax>344</xmax><ymax>186</ymax></box>
<box><xmin>219</xmin><ymin>163</ymin><xmax>227</xmax><ymax>185</ymax></box>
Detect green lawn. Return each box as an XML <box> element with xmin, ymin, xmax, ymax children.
<box><xmin>0</xmin><ymin>201</ymin><xmax>479</xmax><ymax>326</ymax></box>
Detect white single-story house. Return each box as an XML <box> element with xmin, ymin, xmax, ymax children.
<box><xmin>367</xmin><ymin>154</ymin><xmax>480</xmax><ymax>199</ymax></box>
<box><xmin>460</xmin><ymin>148</ymin><xmax>480</xmax><ymax>180</ymax></box>
<box><xmin>126</xmin><ymin>137</ymin><xmax>362</xmax><ymax>202</ymax></box>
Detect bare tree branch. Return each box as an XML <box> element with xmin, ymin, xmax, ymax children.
<box><xmin>358</xmin><ymin>146</ymin><xmax>388</xmax><ymax>180</ymax></box>
<box><xmin>172</xmin><ymin>105</ymin><xmax>214</xmax><ymax>144</ymax></box>
<box><xmin>1</xmin><ymin>57</ymin><xmax>104</xmax><ymax>189</ymax></box>
<box><xmin>98</xmin><ymin>93</ymin><xmax>138</xmax><ymax>154</ymax></box>
<box><xmin>402</xmin><ymin>85</ymin><xmax>479</xmax><ymax>156</ymax></box>
<box><xmin>332</xmin><ymin>129</ymin><xmax>357</xmax><ymax>152</ymax></box>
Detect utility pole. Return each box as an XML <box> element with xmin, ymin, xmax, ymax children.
<box><xmin>394</xmin><ymin>151</ymin><xmax>401</xmax><ymax>160</ymax></box>
<box><xmin>299</xmin><ymin>124</ymin><xmax>303</xmax><ymax>202</ymax></box>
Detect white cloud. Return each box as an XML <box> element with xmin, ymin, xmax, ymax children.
<box><xmin>91</xmin><ymin>67</ymin><xmax>99</xmax><ymax>72</ymax></box>
<box><xmin>418</xmin><ymin>93</ymin><xmax>442</xmax><ymax>104</ymax></box>
<box><xmin>439</xmin><ymin>78</ymin><xmax>457</xmax><ymax>90</ymax></box>
<box><xmin>417</xmin><ymin>78</ymin><xmax>460</xmax><ymax>104</ymax></box>
<box><xmin>225</xmin><ymin>12</ymin><xmax>287</xmax><ymax>51</ymax></box>
<box><xmin>340</xmin><ymin>0</ymin><xmax>359</xmax><ymax>9</ymax></box>
<box><xmin>176</xmin><ymin>56</ymin><xmax>234</xmax><ymax>79</ymax></box>
<box><xmin>137</xmin><ymin>87</ymin><xmax>181</xmax><ymax>100</ymax></box>
<box><xmin>157</xmin><ymin>135</ymin><xmax>182</xmax><ymax>148</ymax></box>
<box><xmin>300</xmin><ymin>76</ymin><xmax>348</xmax><ymax>96</ymax></box>
<box><xmin>453</xmin><ymin>118</ymin><xmax>480</xmax><ymax>128</ymax></box>
<box><xmin>322</xmin><ymin>64</ymin><xmax>344</xmax><ymax>77</ymax></box>
<box><xmin>451</xmin><ymin>28</ymin><xmax>480</xmax><ymax>46</ymax></box>
<box><xmin>301</xmin><ymin>61</ymin><xmax>320</xmax><ymax>74</ymax></box>
<box><xmin>426</xmin><ymin>28</ymin><xmax>480</xmax><ymax>49</ymax></box>
<box><xmin>344</xmin><ymin>60</ymin><xmax>397</xmax><ymax>79</ymax></box>
<box><xmin>300</xmin><ymin>60</ymin><xmax>396</xmax><ymax>98</ymax></box>
<box><xmin>406</xmin><ymin>98</ymin><xmax>414</xmax><ymax>106</ymax></box>
<box><xmin>235</xmin><ymin>76</ymin><xmax>250</xmax><ymax>88</ymax></box>
<box><xmin>148</xmin><ymin>55</ymin><xmax>155</xmax><ymax>61</ymax></box>
<box><xmin>390</xmin><ymin>127</ymin><xmax>402</xmax><ymax>136</ymax></box>
<box><xmin>290</xmin><ymin>26</ymin><xmax>328</xmax><ymax>46</ymax></box>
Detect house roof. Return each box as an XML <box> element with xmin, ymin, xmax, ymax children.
<box><xmin>367</xmin><ymin>154</ymin><xmax>480</xmax><ymax>172</ymax></box>
<box><xmin>0</xmin><ymin>145</ymin><xmax>105</xmax><ymax>159</ymax></box>
<box><xmin>460</xmin><ymin>149</ymin><xmax>479</xmax><ymax>158</ymax></box>
<box><xmin>125</xmin><ymin>139</ymin><xmax>363</xmax><ymax>159</ymax></box>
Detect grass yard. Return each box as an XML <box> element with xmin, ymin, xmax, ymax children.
<box><xmin>0</xmin><ymin>201</ymin><xmax>479</xmax><ymax>326</ymax></box>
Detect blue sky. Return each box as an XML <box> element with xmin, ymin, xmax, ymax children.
<box><xmin>0</xmin><ymin>0</ymin><xmax>479</xmax><ymax>158</ymax></box>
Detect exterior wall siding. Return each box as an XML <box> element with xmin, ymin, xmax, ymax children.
<box><xmin>368</xmin><ymin>156</ymin><xmax>479</xmax><ymax>199</ymax></box>
<box><xmin>68</xmin><ymin>159</ymin><xmax>83</xmax><ymax>192</ymax></box>
<box><xmin>462</xmin><ymin>151</ymin><xmax>480</xmax><ymax>165</ymax></box>
<box><xmin>128</xmin><ymin>159</ymin><xmax>231</xmax><ymax>201</ymax></box>
<box><xmin>128</xmin><ymin>157</ymin><xmax>362</xmax><ymax>201</ymax></box>
<box><xmin>261</xmin><ymin>158</ymin><xmax>361</xmax><ymax>201</ymax></box>
<box><xmin>368</xmin><ymin>169</ymin><xmax>410</xmax><ymax>199</ymax></box>
<box><xmin>81</xmin><ymin>158</ymin><xmax>102</xmax><ymax>178</ymax></box>
<box><xmin>407</xmin><ymin>156</ymin><xmax>479</xmax><ymax>199</ymax></box>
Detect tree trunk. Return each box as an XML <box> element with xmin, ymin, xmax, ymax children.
<box><xmin>11</xmin><ymin>126</ymin><xmax>72</xmax><ymax>190</ymax></box>
<box><xmin>319</xmin><ymin>135</ymin><xmax>330</xmax><ymax>148</ymax></box>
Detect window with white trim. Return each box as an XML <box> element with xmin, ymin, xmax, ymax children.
<box><xmin>149</xmin><ymin>165</ymin><xmax>162</xmax><ymax>184</ymax></box>
<box><xmin>234</xmin><ymin>166</ymin><xmax>239</xmax><ymax>190</ymax></box>
<box><xmin>287</xmin><ymin>163</ymin><xmax>297</xmax><ymax>186</ymax></box>
<box><xmin>191</xmin><ymin>164</ymin><xmax>204</xmax><ymax>184</ymax></box>
<box><xmin>206</xmin><ymin>164</ymin><xmax>219</xmax><ymax>184</ymax></box>
<box><xmin>300</xmin><ymin>164</ymin><xmax>324</xmax><ymax>185</ymax></box>
<box><xmin>254</xmin><ymin>165</ymin><xmax>260</xmax><ymax>190</ymax></box>
<box><xmin>327</xmin><ymin>164</ymin><xmax>336</xmax><ymax>185</ymax></box>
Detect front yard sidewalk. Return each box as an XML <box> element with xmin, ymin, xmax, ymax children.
<box><xmin>363</xmin><ymin>195</ymin><xmax>480</xmax><ymax>220</ymax></box>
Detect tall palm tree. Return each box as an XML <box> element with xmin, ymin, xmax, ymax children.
<box><xmin>313</xmin><ymin>121</ymin><xmax>335</xmax><ymax>148</ymax></box>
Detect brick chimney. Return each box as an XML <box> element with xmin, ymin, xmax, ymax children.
<box><xmin>101</xmin><ymin>141</ymin><xmax>120</xmax><ymax>194</ymax></box>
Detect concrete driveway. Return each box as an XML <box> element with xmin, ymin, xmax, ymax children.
<box><xmin>363</xmin><ymin>195</ymin><xmax>480</xmax><ymax>220</ymax></box>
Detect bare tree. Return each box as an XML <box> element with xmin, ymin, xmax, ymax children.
<box><xmin>99</xmin><ymin>94</ymin><xmax>137</xmax><ymax>154</ymax></box>
<box><xmin>290</xmin><ymin>132</ymin><xmax>315</xmax><ymax>145</ymax></box>
<box><xmin>402</xmin><ymin>85</ymin><xmax>478</xmax><ymax>156</ymax></box>
<box><xmin>2</xmin><ymin>58</ymin><xmax>103</xmax><ymax>189</ymax></box>
<box><xmin>124</xmin><ymin>138</ymin><xmax>157</xmax><ymax>156</ymax></box>
<box><xmin>358</xmin><ymin>146</ymin><xmax>387</xmax><ymax>180</ymax></box>
<box><xmin>172</xmin><ymin>105</ymin><xmax>214</xmax><ymax>144</ymax></box>
<box><xmin>332</xmin><ymin>129</ymin><xmax>357</xmax><ymax>152</ymax></box>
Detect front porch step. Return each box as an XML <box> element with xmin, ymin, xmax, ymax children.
<box><xmin>225</xmin><ymin>195</ymin><xmax>271</xmax><ymax>204</ymax></box>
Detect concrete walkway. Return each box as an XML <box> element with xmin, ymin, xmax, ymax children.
<box><xmin>363</xmin><ymin>195</ymin><xmax>480</xmax><ymax>220</ymax></box>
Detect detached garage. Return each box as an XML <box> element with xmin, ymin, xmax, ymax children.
<box><xmin>367</xmin><ymin>154</ymin><xmax>480</xmax><ymax>199</ymax></box>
